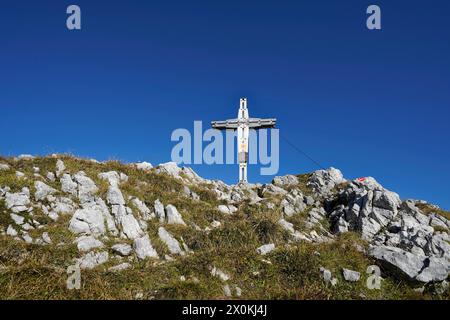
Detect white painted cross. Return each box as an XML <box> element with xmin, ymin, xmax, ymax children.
<box><xmin>211</xmin><ymin>98</ymin><xmax>276</xmax><ymax>183</ymax></box>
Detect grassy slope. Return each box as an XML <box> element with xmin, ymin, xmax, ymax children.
<box><xmin>0</xmin><ymin>156</ymin><xmax>448</xmax><ymax>300</ymax></box>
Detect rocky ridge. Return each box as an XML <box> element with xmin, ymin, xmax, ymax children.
<box><xmin>0</xmin><ymin>155</ymin><xmax>448</xmax><ymax>299</ymax></box>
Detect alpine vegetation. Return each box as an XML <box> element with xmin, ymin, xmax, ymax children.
<box><xmin>0</xmin><ymin>155</ymin><xmax>448</xmax><ymax>299</ymax></box>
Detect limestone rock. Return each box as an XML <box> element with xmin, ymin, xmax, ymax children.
<box><xmin>55</xmin><ymin>159</ymin><xmax>65</xmax><ymax>177</ymax></box>
<box><xmin>75</xmin><ymin>236</ymin><xmax>104</xmax><ymax>252</ymax></box>
<box><xmin>319</xmin><ymin>267</ymin><xmax>338</xmax><ymax>286</ymax></box>
<box><xmin>78</xmin><ymin>251</ymin><xmax>109</xmax><ymax>270</ymax></box>
<box><xmin>60</xmin><ymin>174</ymin><xmax>77</xmax><ymax>196</ymax></box>
<box><xmin>260</xmin><ymin>184</ymin><xmax>288</xmax><ymax>198</ymax></box>
<box><xmin>5</xmin><ymin>188</ymin><xmax>30</xmax><ymax>213</ymax></box>
<box><xmin>217</xmin><ymin>204</ymin><xmax>238</xmax><ymax>215</ymax></box>
<box><xmin>308</xmin><ymin>167</ymin><xmax>345</xmax><ymax>194</ymax></box>
<box><xmin>211</xmin><ymin>267</ymin><xmax>230</xmax><ymax>282</ymax></box>
<box><xmin>257</xmin><ymin>243</ymin><xmax>275</xmax><ymax>255</ymax></box>
<box><xmin>108</xmin><ymin>263</ymin><xmax>131</xmax><ymax>272</ymax></box>
<box><xmin>342</xmin><ymin>268</ymin><xmax>360</xmax><ymax>282</ymax></box>
<box><xmin>69</xmin><ymin>207</ymin><xmax>107</xmax><ymax>236</ymax></box>
<box><xmin>46</xmin><ymin>172</ymin><xmax>56</xmax><ymax>182</ymax></box>
<box><xmin>6</xmin><ymin>225</ymin><xmax>18</xmax><ymax>237</ymax></box>
<box><xmin>154</xmin><ymin>199</ymin><xmax>165</xmax><ymax>223</ymax></box>
<box><xmin>73</xmin><ymin>172</ymin><xmax>98</xmax><ymax>204</ymax></box>
<box><xmin>133</xmin><ymin>235</ymin><xmax>159</xmax><ymax>260</ymax></box>
<box><xmin>112</xmin><ymin>243</ymin><xmax>133</xmax><ymax>256</ymax></box>
<box><xmin>117</xmin><ymin>214</ymin><xmax>144</xmax><ymax>240</ymax></box>
<box><xmin>135</xmin><ymin>162</ymin><xmax>153</xmax><ymax>171</ymax></box>
<box><xmin>272</xmin><ymin>175</ymin><xmax>299</xmax><ymax>187</ymax></box>
<box><xmin>368</xmin><ymin>245</ymin><xmax>449</xmax><ymax>283</ymax></box>
<box><xmin>15</xmin><ymin>171</ymin><xmax>25</xmax><ymax>179</ymax></box>
<box><xmin>34</xmin><ymin>181</ymin><xmax>57</xmax><ymax>201</ymax></box>
<box><xmin>131</xmin><ymin>198</ymin><xmax>154</xmax><ymax>221</ymax></box>
<box><xmin>42</xmin><ymin>232</ymin><xmax>52</xmax><ymax>244</ymax></box>
<box><xmin>165</xmin><ymin>204</ymin><xmax>186</xmax><ymax>225</ymax></box>
<box><xmin>158</xmin><ymin>227</ymin><xmax>185</xmax><ymax>255</ymax></box>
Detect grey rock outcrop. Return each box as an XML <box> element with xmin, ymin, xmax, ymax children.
<box><xmin>165</xmin><ymin>204</ymin><xmax>186</xmax><ymax>225</ymax></box>
<box><xmin>369</xmin><ymin>245</ymin><xmax>448</xmax><ymax>283</ymax></box>
<box><xmin>256</xmin><ymin>243</ymin><xmax>275</xmax><ymax>255</ymax></box>
<box><xmin>78</xmin><ymin>251</ymin><xmax>109</xmax><ymax>270</ymax></box>
<box><xmin>272</xmin><ymin>174</ymin><xmax>299</xmax><ymax>187</ymax></box>
<box><xmin>133</xmin><ymin>235</ymin><xmax>159</xmax><ymax>260</ymax></box>
<box><xmin>112</xmin><ymin>244</ymin><xmax>133</xmax><ymax>256</ymax></box>
<box><xmin>342</xmin><ymin>268</ymin><xmax>360</xmax><ymax>282</ymax></box>
<box><xmin>55</xmin><ymin>159</ymin><xmax>65</xmax><ymax>177</ymax></box>
<box><xmin>158</xmin><ymin>227</ymin><xmax>185</xmax><ymax>256</ymax></box>
<box><xmin>34</xmin><ymin>181</ymin><xmax>57</xmax><ymax>201</ymax></box>
<box><xmin>308</xmin><ymin>167</ymin><xmax>345</xmax><ymax>194</ymax></box>
<box><xmin>5</xmin><ymin>188</ymin><xmax>30</xmax><ymax>213</ymax></box>
<box><xmin>75</xmin><ymin>236</ymin><xmax>104</xmax><ymax>252</ymax></box>
<box><xmin>135</xmin><ymin>162</ymin><xmax>153</xmax><ymax>171</ymax></box>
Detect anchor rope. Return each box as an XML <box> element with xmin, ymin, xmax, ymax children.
<box><xmin>280</xmin><ymin>134</ymin><xmax>326</xmax><ymax>170</ymax></box>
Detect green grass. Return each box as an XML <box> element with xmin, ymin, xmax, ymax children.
<box><xmin>0</xmin><ymin>155</ymin><xmax>448</xmax><ymax>300</ymax></box>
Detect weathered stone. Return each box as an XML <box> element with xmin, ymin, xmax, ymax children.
<box><xmin>46</xmin><ymin>172</ymin><xmax>56</xmax><ymax>182</ymax></box>
<box><xmin>308</xmin><ymin>167</ymin><xmax>345</xmax><ymax>194</ymax></box>
<box><xmin>60</xmin><ymin>174</ymin><xmax>77</xmax><ymax>196</ymax></box>
<box><xmin>154</xmin><ymin>199</ymin><xmax>165</xmax><ymax>223</ymax></box>
<box><xmin>5</xmin><ymin>188</ymin><xmax>30</xmax><ymax>213</ymax></box>
<box><xmin>56</xmin><ymin>159</ymin><xmax>65</xmax><ymax>177</ymax></box>
<box><xmin>278</xmin><ymin>218</ymin><xmax>296</xmax><ymax>234</ymax></box>
<box><xmin>42</xmin><ymin>232</ymin><xmax>52</xmax><ymax>244</ymax></box>
<box><xmin>78</xmin><ymin>251</ymin><xmax>109</xmax><ymax>270</ymax></box>
<box><xmin>368</xmin><ymin>245</ymin><xmax>449</xmax><ymax>283</ymax></box>
<box><xmin>217</xmin><ymin>204</ymin><xmax>238</xmax><ymax>215</ymax></box>
<box><xmin>74</xmin><ymin>172</ymin><xmax>98</xmax><ymax>203</ymax></box>
<box><xmin>155</xmin><ymin>162</ymin><xmax>182</xmax><ymax>178</ymax></box>
<box><xmin>106</xmin><ymin>186</ymin><xmax>125</xmax><ymax>205</ymax></box>
<box><xmin>6</xmin><ymin>225</ymin><xmax>18</xmax><ymax>237</ymax></box>
<box><xmin>108</xmin><ymin>263</ymin><xmax>131</xmax><ymax>272</ymax></box>
<box><xmin>218</xmin><ymin>205</ymin><xmax>231</xmax><ymax>214</ymax></box>
<box><xmin>75</xmin><ymin>236</ymin><xmax>104</xmax><ymax>252</ymax></box>
<box><xmin>131</xmin><ymin>198</ymin><xmax>154</xmax><ymax>221</ymax></box>
<box><xmin>69</xmin><ymin>207</ymin><xmax>107</xmax><ymax>236</ymax></box>
<box><xmin>223</xmin><ymin>284</ymin><xmax>232</xmax><ymax>297</ymax></box>
<box><xmin>51</xmin><ymin>197</ymin><xmax>75</xmax><ymax>215</ymax></box>
<box><xmin>15</xmin><ymin>171</ymin><xmax>25</xmax><ymax>179</ymax></box>
<box><xmin>260</xmin><ymin>184</ymin><xmax>287</xmax><ymax>197</ymax></box>
<box><xmin>256</xmin><ymin>243</ymin><xmax>275</xmax><ymax>255</ymax></box>
<box><xmin>211</xmin><ymin>267</ymin><xmax>230</xmax><ymax>281</ymax></box>
<box><xmin>34</xmin><ymin>181</ymin><xmax>57</xmax><ymax>201</ymax></box>
<box><xmin>158</xmin><ymin>227</ymin><xmax>185</xmax><ymax>255</ymax></box>
<box><xmin>117</xmin><ymin>213</ymin><xmax>144</xmax><ymax>240</ymax></box>
<box><xmin>10</xmin><ymin>213</ymin><xmax>25</xmax><ymax>225</ymax></box>
<box><xmin>342</xmin><ymin>268</ymin><xmax>360</xmax><ymax>282</ymax></box>
<box><xmin>133</xmin><ymin>235</ymin><xmax>159</xmax><ymax>260</ymax></box>
<box><xmin>112</xmin><ymin>243</ymin><xmax>133</xmax><ymax>256</ymax></box>
<box><xmin>165</xmin><ymin>204</ymin><xmax>186</xmax><ymax>225</ymax></box>
<box><xmin>319</xmin><ymin>267</ymin><xmax>337</xmax><ymax>286</ymax></box>
<box><xmin>272</xmin><ymin>175</ymin><xmax>299</xmax><ymax>187</ymax></box>
<box><xmin>135</xmin><ymin>162</ymin><xmax>153</xmax><ymax>171</ymax></box>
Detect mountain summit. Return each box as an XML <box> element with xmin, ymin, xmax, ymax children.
<box><xmin>0</xmin><ymin>155</ymin><xmax>448</xmax><ymax>299</ymax></box>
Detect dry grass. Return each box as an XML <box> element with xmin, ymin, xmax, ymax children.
<box><xmin>0</xmin><ymin>155</ymin><xmax>448</xmax><ymax>300</ymax></box>
<box><xmin>416</xmin><ymin>203</ymin><xmax>450</xmax><ymax>221</ymax></box>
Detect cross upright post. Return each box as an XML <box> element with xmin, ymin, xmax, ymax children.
<box><xmin>211</xmin><ymin>98</ymin><xmax>276</xmax><ymax>184</ymax></box>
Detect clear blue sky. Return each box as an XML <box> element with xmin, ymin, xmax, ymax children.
<box><xmin>0</xmin><ymin>1</ymin><xmax>449</xmax><ymax>209</ymax></box>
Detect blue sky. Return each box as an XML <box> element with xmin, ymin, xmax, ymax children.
<box><xmin>0</xmin><ymin>1</ymin><xmax>449</xmax><ymax>209</ymax></box>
